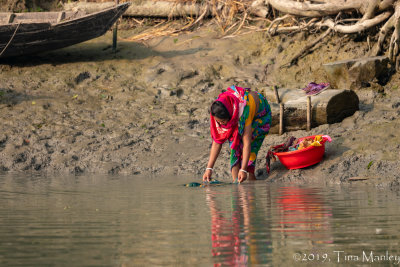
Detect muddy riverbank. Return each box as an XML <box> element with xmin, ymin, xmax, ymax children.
<box><xmin>1</xmin><ymin>23</ymin><xmax>399</xmax><ymax>186</ymax></box>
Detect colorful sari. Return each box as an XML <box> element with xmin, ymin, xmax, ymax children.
<box><xmin>210</xmin><ymin>86</ymin><xmax>272</xmax><ymax>173</ymax></box>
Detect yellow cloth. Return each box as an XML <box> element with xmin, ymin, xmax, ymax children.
<box><xmin>314</xmin><ymin>135</ymin><xmax>323</xmax><ymax>142</ymax></box>
<box><xmin>311</xmin><ymin>135</ymin><xmax>323</xmax><ymax>146</ymax></box>
<box><xmin>245</xmin><ymin>93</ymin><xmax>256</xmax><ymax>127</ymax></box>
<box><xmin>311</xmin><ymin>141</ymin><xmax>322</xmax><ymax>147</ymax></box>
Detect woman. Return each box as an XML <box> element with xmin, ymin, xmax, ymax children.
<box><xmin>203</xmin><ymin>85</ymin><xmax>271</xmax><ymax>183</ymax></box>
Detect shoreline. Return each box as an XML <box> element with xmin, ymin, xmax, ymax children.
<box><xmin>1</xmin><ymin>26</ymin><xmax>399</xmax><ymax>186</ymax></box>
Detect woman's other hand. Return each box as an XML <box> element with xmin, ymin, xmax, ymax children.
<box><xmin>203</xmin><ymin>169</ymin><xmax>212</xmax><ymax>182</ymax></box>
<box><xmin>238</xmin><ymin>170</ymin><xmax>248</xmax><ymax>183</ymax></box>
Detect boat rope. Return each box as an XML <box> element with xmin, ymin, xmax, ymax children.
<box><xmin>0</xmin><ymin>22</ymin><xmax>21</xmax><ymax>57</ymax></box>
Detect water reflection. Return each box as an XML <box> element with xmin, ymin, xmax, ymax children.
<box><xmin>205</xmin><ymin>184</ymin><xmax>335</xmax><ymax>266</ymax></box>
<box><xmin>206</xmin><ymin>184</ymin><xmax>271</xmax><ymax>266</ymax></box>
<box><xmin>275</xmin><ymin>187</ymin><xmax>333</xmax><ymax>243</ymax></box>
<box><xmin>2</xmin><ymin>174</ymin><xmax>400</xmax><ymax>266</ymax></box>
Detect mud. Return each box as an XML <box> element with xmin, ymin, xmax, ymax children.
<box><xmin>1</xmin><ymin>22</ymin><xmax>399</xmax><ymax>186</ymax></box>
<box><xmin>0</xmin><ymin>0</ymin><xmax>61</xmax><ymax>12</ymax></box>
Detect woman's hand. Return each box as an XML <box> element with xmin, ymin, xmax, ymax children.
<box><xmin>204</xmin><ymin>141</ymin><xmax>222</xmax><ymax>182</ymax></box>
<box><xmin>238</xmin><ymin>170</ymin><xmax>248</xmax><ymax>183</ymax></box>
<box><xmin>203</xmin><ymin>169</ymin><xmax>212</xmax><ymax>182</ymax></box>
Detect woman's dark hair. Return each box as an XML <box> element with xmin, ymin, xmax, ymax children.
<box><xmin>211</xmin><ymin>101</ymin><xmax>230</xmax><ymax>120</ymax></box>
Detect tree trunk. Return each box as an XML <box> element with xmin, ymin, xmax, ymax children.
<box><xmin>263</xmin><ymin>88</ymin><xmax>359</xmax><ymax>134</ymax></box>
<box><xmin>64</xmin><ymin>1</ymin><xmax>210</xmax><ymax>18</ymax></box>
<box><xmin>266</xmin><ymin>0</ymin><xmax>364</xmax><ymax>17</ymax></box>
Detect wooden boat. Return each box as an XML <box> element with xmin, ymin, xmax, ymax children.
<box><xmin>0</xmin><ymin>2</ymin><xmax>130</xmax><ymax>58</ymax></box>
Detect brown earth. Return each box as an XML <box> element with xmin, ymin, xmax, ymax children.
<box><xmin>1</xmin><ymin>18</ymin><xmax>400</xmax><ymax>186</ymax></box>
<box><xmin>0</xmin><ymin>0</ymin><xmax>61</xmax><ymax>12</ymax></box>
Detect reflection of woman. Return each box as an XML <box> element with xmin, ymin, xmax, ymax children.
<box><xmin>203</xmin><ymin>86</ymin><xmax>271</xmax><ymax>183</ymax></box>
<box><xmin>206</xmin><ymin>187</ymin><xmax>249</xmax><ymax>266</ymax></box>
<box><xmin>206</xmin><ymin>185</ymin><xmax>272</xmax><ymax>266</ymax></box>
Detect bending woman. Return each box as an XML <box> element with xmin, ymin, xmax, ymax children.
<box><xmin>203</xmin><ymin>85</ymin><xmax>272</xmax><ymax>183</ymax></box>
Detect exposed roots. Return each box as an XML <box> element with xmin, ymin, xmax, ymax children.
<box><xmin>371</xmin><ymin>14</ymin><xmax>395</xmax><ymax>56</ymax></box>
<box><xmin>318</xmin><ymin>11</ymin><xmax>392</xmax><ymax>34</ymax></box>
<box><xmin>265</xmin><ymin>0</ymin><xmax>400</xmax><ymax>67</ymax></box>
<box><xmin>388</xmin><ymin>2</ymin><xmax>400</xmax><ymax>70</ymax></box>
<box><xmin>119</xmin><ymin>0</ymin><xmax>400</xmax><ymax>69</ymax></box>
<box><xmin>267</xmin><ymin>14</ymin><xmax>292</xmax><ymax>35</ymax></box>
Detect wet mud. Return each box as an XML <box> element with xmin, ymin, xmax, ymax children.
<box><xmin>1</xmin><ymin>24</ymin><xmax>400</xmax><ymax>186</ymax></box>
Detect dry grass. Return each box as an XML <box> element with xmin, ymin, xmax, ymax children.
<box><xmin>122</xmin><ymin>20</ymin><xmax>188</xmax><ymax>42</ymax></box>
<box><xmin>119</xmin><ymin>0</ymin><xmax>298</xmax><ymax>42</ymax></box>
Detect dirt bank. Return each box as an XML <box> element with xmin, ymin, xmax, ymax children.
<box><xmin>1</xmin><ymin>22</ymin><xmax>399</xmax><ymax>186</ymax></box>
<box><xmin>0</xmin><ymin>0</ymin><xmax>61</xmax><ymax>12</ymax></box>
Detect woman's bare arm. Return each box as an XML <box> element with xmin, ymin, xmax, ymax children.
<box><xmin>203</xmin><ymin>141</ymin><xmax>222</xmax><ymax>181</ymax></box>
<box><xmin>238</xmin><ymin>124</ymin><xmax>252</xmax><ymax>182</ymax></box>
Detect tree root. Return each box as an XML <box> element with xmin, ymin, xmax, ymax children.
<box><xmin>361</xmin><ymin>0</ymin><xmax>381</xmax><ymax>22</ymax></box>
<box><xmin>64</xmin><ymin>0</ymin><xmax>400</xmax><ymax>69</ymax></box>
<box><xmin>318</xmin><ymin>11</ymin><xmax>392</xmax><ymax>34</ymax></box>
<box><xmin>267</xmin><ymin>14</ymin><xmax>292</xmax><ymax>35</ymax></box>
<box><xmin>371</xmin><ymin>14</ymin><xmax>395</xmax><ymax>56</ymax></box>
<box><xmin>250</xmin><ymin>0</ymin><xmax>269</xmax><ymax>18</ymax></box>
<box><xmin>379</xmin><ymin>0</ymin><xmax>396</xmax><ymax>12</ymax></box>
<box><xmin>267</xmin><ymin>17</ymin><xmax>318</xmax><ymax>35</ymax></box>
<box><xmin>389</xmin><ymin>3</ymin><xmax>400</xmax><ymax>70</ymax></box>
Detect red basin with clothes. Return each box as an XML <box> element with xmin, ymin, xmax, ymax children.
<box><xmin>273</xmin><ymin>135</ymin><xmax>332</xmax><ymax>170</ymax></box>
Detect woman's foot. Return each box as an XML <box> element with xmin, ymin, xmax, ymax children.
<box><xmin>248</xmin><ymin>173</ymin><xmax>256</xmax><ymax>180</ymax></box>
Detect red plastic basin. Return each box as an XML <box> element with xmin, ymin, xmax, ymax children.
<box><xmin>273</xmin><ymin>135</ymin><xmax>331</xmax><ymax>170</ymax></box>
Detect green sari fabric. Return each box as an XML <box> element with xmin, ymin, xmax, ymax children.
<box><xmin>229</xmin><ymin>88</ymin><xmax>271</xmax><ymax>174</ymax></box>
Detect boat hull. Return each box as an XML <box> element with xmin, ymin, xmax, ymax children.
<box><xmin>0</xmin><ymin>2</ymin><xmax>130</xmax><ymax>58</ymax></box>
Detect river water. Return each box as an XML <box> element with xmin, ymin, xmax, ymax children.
<box><xmin>1</xmin><ymin>174</ymin><xmax>400</xmax><ymax>266</ymax></box>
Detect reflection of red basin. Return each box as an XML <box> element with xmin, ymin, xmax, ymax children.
<box><xmin>273</xmin><ymin>135</ymin><xmax>331</xmax><ymax>170</ymax></box>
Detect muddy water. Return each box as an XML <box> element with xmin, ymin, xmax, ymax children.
<box><xmin>1</xmin><ymin>174</ymin><xmax>400</xmax><ymax>266</ymax></box>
